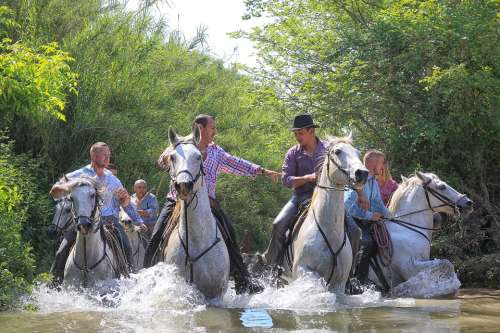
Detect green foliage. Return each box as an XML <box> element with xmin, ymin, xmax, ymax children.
<box><xmin>0</xmin><ymin>141</ymin><xmax>34</xmax><ymax>309</ymax></box>
<box><xmin>0</xmin><ymin>38</ymin><xmax>78</xmax><ymax>122</ymax></box>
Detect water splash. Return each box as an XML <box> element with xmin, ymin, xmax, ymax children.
<box><xmin>26</xmin><ymin>263</ymin><xmax>414</xmax><ymax>316</ymax></box>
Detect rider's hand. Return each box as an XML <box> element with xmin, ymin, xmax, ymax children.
<box><xmin>50</xmin><ymin>184</ymin><xmax>66</xmax><ymax>199</ymax></box>
<box><xmin>371</xmin><ymin>212</ymin><xmax>382</xmax><ymax>221</ymax></box>
<box><xmin>137</xmin><ymin>209</ymin><xmax>149</xmax><ymax>217</ymax></box>
<box><xmin>138</xmin><ymin>223</ymin><xmax>148</xmax><ymax>232</ymax></box>
<box><xmin>115</xmin><ymin>187</ymin><xmax>130</xmax><ymax>207</ymax></box>
<box><xmin>356</xmin><ymin>190</ymin><xmax>370</xmax><ymax>211</ymax></box>
<box><xmin>306</xmin><ymin>173</ymin><xmax>316</xmax><ymax>183</ymax></box>
<box><xmin>263</xmin><ymin>169</ymin><xmax>281</xmax><ymax>183</ymax></box>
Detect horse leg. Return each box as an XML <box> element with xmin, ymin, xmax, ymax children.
<box><xmin>392</xmin><ymin>258</ymin><xmax>460</xmax><ymax>297</ymax></box>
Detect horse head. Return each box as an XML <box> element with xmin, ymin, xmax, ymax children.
<box><xmin>326</xmin><ymin>133</ymin><xmax>368</xmax><ymax>189</ymax></box>
<box><xmin>166</xmin><ymin>126</ymin><xmax>203</xmax><ymax>201</ymax></box>
<box><xmin>416</xmin><ymin>172</ymin><xmax>473</xmax><ymax>216</ymax></box>
<box><xmin>47</xmin><ymin>197</ymin><xmax>74</xmax><ymax>239</ymax></box>
<box><xmin>58</xmin><ymin>175</ymin><xmax>103</xmax><ymax>234</ymax></box>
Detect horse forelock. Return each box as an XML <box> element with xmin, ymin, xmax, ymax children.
<box><xmin>326</xmin><ymin>135</ymin><xmax>353</xmax><ymax>148</ymax></box>
<box><xmin>59</xmin><ymin>175</ymin><xmax>103</xmax><ymax>197</ymax></box>
<box><xmin>388</xmin><ymin>173</ymin><xmax>440</xmax><ymax>212</ymax></box>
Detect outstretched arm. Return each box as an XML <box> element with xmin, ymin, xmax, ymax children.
<box><xmin>115</xmin><ymin>188</ymin><xmax>147</xmax><ymax>231</ymax></box>
<box><xmin>217</xmin><ymin>146</ymin><xmax>259</xmax><ymax>176</ymax></box>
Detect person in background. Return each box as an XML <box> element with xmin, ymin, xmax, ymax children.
<box><xmin>131</xmin><ymin>179</ymin><xmax>158</xmax><ymax>237</ymax></box>
<box><xmin>376</xmin><ymin>160</ymin><xmax>399</xmax><ymax>205</ymax></box>
<box><xmin>344</xmin><ymin>149</ymin><xmax>391</xmax><ymax>286</ymax></box>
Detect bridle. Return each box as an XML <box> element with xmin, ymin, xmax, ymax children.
<box><xmin>316</xmin><ymin>146</ymin><xmax>353</xmax><ymax>192</ymax></box>
<box><xmin>384</xmin><ymin>178</ymin><xmax>466</xmax><ymax>243</ymax></box>
<box><xmin>67</xmin><ymin>183</ymin><xmax>107</xmax><ymax>288</ymax></box>
<box><xmin>310</xmin><ymin>146</ymin><xmax>352</xmax><ymax>285</ymax></box>
<box><xmin>52</xmin><ymin>197</ymin><xmax>75</xmax><ymax>235</ymax></box>
<box><xmin>169</xmin><ymin>141</ymin><xmax>205</xmax><ymax>200</ymax></box>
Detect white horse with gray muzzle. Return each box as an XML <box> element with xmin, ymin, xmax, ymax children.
<box><xmin>291</xmin><ymin>135</ymin><xmax>368</xmax><ymax>293</ymax></box>
<box><xmin>160</xmin><ymin>126</ymin><xmax>230</xmax><ymax>302</ymax></box>
<box><xmin>370</xmin><ymin>172</ymin><xmax>474</xmax><ymax>297</ymax></box>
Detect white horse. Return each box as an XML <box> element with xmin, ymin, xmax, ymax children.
<box><xmin>160</xmin><ymin>126</ymin><xmax>229</xmax><ymax>301</ymax></box>
<box><xmin>370</xmin><ymin>171</ymin><xmax>473</xmax><ymax>297</ymax></box>
<box><xmin>119</xmin><ymin>208</ymin><xmax>147</xmax><ymax>270</ymax></box>
<box><xmin>59</xmin><ymin>176</ymin><xmax>123</xmax><ymax>287</ymax></box>
<box><xmin>291</xmin><ymin>135</ymin><xmax>368</xmax><ymax>292</ymax></box>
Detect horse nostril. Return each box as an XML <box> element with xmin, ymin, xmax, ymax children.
<box><xmin>466</xmin><ymin>200</ymin><xmax>473</xmax><ymax>207</ymax></box>
<box><xmin>187</xmin><ymin>181</ymin><xmax>194</xmax><ymax>192</ymax></box>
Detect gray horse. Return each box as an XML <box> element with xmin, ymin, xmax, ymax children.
<box><xmin>160</xmin><ymin>126</ymin><xmax>230</xmax><ymax>301</ymax></box>
<box><xmin>47</xmin><ymin>197</ymin><xmax>74</xmax><ymax>241</ymax></box>
<box><xmin>58</xmin><ymin>176</ymin><xmax>123</xmax><ymax>287</ymax></box>
<box><xmin>291</xmin><ymin>135</ymin><xmax>368</xmax><ymax>293</ymax></box>
<box><xmin>120</xmin><ymin>208</ymin><xmax>147</xmax><ymax>270</ymax></box>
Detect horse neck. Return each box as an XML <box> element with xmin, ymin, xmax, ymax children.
<box><xmin>393</xmin><ymin>186</ymin><xmax>434</xmax><ymax>237</ymax></box>
<box><xmin>178</xmin><ymin>182</ymin><xmax>217</xmax><ymax>247</ymax></box>
<box><xmin>311</xmin><ymin>159</ymin><xmax>346</xmax><ymax>235</ymax></box>
<box><xmin>74</xmin><ymin>227</ymin><xmax>105</xmax><ymax>262</ymax></box>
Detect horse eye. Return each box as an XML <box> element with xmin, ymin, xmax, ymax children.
<box><xmin>334</xmin><ymin>148</ymin><xmax>341</xmax><ymax>155</ymax></box>
<box><xmin>197</xmin><ymin>155</ymin><xmax>201</xmax><ymax>160</ymax></box>
<box><xmin>438</xmin><ymin>184</ymin><xmax>446</xmax><ymax>190</ymax></box>
<box><xmin>170</xmin><ymin>154</ymin><xmax>176</xmax><ymax>163</ymax></box>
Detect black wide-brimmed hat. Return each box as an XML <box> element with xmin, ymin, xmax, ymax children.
<box><xmin>290</xmin><ymin>114</ymin><xmax>320</xmax><ymax>131</ymax></box>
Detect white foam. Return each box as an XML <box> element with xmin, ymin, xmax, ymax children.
<box><xmin>26</xmin><ymin>263</ymin><xmax>415</xmax><ymax>317</ymax></box>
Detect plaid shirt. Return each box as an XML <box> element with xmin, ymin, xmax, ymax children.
<box><xmin>159</xmin><ymin>143</ymin><xmax>260</xmax><ymax>199</ymax></box>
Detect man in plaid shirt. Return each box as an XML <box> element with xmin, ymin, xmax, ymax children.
<box><xmin>145</xmin><ymin>114</ymin><xmax>279</xmax><ymax>294</ymax></box>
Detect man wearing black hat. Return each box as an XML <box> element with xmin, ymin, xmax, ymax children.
<box><xmin>264</xmin><ymin>114</ymin><xmax>328</xmax><ymax>266</ymax></box>
<box><xmin>264</xmin><ymin>114</ymin><xmax>369</xmax><ymax>268</ymax></box>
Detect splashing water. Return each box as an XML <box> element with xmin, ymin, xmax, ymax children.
<box><xmin>10</xmin><ymin>263</ymin><xmax>499</xmax><ymax>332</ymax></box>
<box><xmin>27</xmin><ymin>263</ymin><xmax>413</xmax><ymax>315</ymax></box>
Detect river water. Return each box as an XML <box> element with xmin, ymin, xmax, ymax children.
<box><xmin>1</xmin><ymin>263</ymin><xmax>499</xmax><ymax>332</ymax></box>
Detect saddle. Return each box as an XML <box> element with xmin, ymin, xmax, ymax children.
<box><xmin>101</xmin><ymin>223</ymin><xmax>130</xmax><ymax>278</ymax></box>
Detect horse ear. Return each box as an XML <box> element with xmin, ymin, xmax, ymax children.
<box><xmin>192</xmin><ymin>124</ymin><xmax>201</xmax><ymax>145</ymax></box>
<box><xmin>416</xmin><ymin>171</ymin><xmax>428</xmax><ymax>181</ymax></box>
<box><xmin>347</xmin><ymin>131</ymin><xmax>353</xmax><ymax>142</ymax></box>
<box><xmin>168</xmin><ymin>126</ymin><xmax>178</xmax><ymax>146</ymax></box>
<box><xmin>401</xmin><ymin>175</ymin><xmax>408</xmax><ymax>182</ymax></box>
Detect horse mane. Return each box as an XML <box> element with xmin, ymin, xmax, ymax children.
<box><xmin>388</xmin><ymin>173</ymin><xmax>440</xmax><ymax>212</ymax></box>
<box><xmin>58</xmin><ymin>174</ymin><xmax>104</xmax><ymax>196</ymax></box>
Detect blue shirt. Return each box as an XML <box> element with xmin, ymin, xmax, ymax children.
<box><xmin>344</xmin><ymin>175</ymin><xmax>390</xmax><ymax>220</ymax></box>
<box><xmin>65</xmin><ymin>165</ymin><xmax>144</xmax><ymax>224</ymax></box>
<box><xmin>130</xmin><ymin>192</ymin><xmax>158</xmax><ymax>225</ymax></box>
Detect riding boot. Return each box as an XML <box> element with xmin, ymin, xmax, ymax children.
<box><xmin>210</xmin><ymin>199</ymin><xmax>264</xmax><ymax>295</ymax></box>
<box><xmin>114</xmin><ymin>221</ymin><xmax>135</xmax><ymax>273</ymax></box>
<box><xmin>144</xmin><ymin>199</ymin><xmax>176</xmax><ymax>268</ymax></box>
<box><xmin>50</xmin><ymin>229</ymin><xmax>77</xmax><ymax>286</ymax></box>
